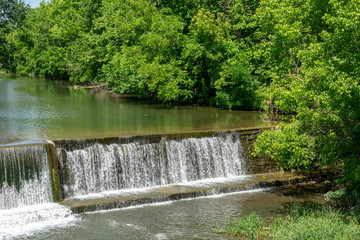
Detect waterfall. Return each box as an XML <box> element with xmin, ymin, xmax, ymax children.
<box><xmin>0</xmin><ymin>143</ymin><xmax>78</xmax><ymax>239</ymax></box>
<box><xmin>58</xmin><ymin>133</ymin><xmax>246</xmax><ymax>198</ymax></box>
<box><xmin>0</xmin><ymin>145</ymin><xmax>54</xmax><ymax>210</ymax></box>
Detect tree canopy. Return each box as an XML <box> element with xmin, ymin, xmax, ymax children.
<box><xmin>2</xmin><ymin>0</ymin><xmax>360</xmax><ymax>191</ymax></box>
<box><xmin>253</xmin><ymin>0</ymin><xmax>360</xmax><ymax>191</ymax></box>
<box><xmin>0</xmin><ymin>0</ymin><xmax>29</xmax><ymax>70</ymax></box>
<box><xmin>3</xmin><ymin>0</ymin><xmax>261</xmax><ymax>109</ymax></box>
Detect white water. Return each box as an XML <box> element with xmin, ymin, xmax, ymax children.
<box><xmin>59</xmin><ymin>134</ymin><xmax>247</xmax><ymax>198</ymax></box>
<box><xmin>82</xmin><ymin>188</ymin><xmax>270</xmax><ymax>214</ymax></box>
<box><xmin>69</xmin><ymin>175</ymin><xmax>250</xmax><ymax>201</ymax></box>
<box><xmin>0</xmin><ymin>145</ymin><xmax>53</xmax><ymax>210</ymax></box>
<box><xmin>0</xmin><ymin>134</ymin><xmax>249</xmax><ymax>239</ymax></box>
<box><xmin>0</xmin><ymin>203</ymin><xmax>79</xmax><ymax>239</ymax></box>
<box><xmin>0</xmin><ymin>145</ymin><xmax>78</xmax><ymax>239</ymax></box>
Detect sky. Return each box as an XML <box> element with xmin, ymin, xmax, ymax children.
<box><xmin>24</xmin><ymin>0</ymin><xmax>43</xmax><ymax>8</ymax></box>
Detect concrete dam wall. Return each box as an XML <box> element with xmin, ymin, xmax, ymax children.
<box><xmin>1</xmin><ymin>127</ymin><xmax>287</xmax><ymax>213</ymax></box>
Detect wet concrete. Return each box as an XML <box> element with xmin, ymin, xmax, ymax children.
<box><xmin>60</xmin><ymin>172</ymin><xmax>308</xmax><ymax>213</ymax></box>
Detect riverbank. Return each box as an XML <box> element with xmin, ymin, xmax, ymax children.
<box><xmin>70</xmin><ymin>82</ymin><xmax>140</xmax><ymax>98</ymax></box>
<box><xmin>215</xmin><ymin>201</ymin><xmax>360</xmax><ymax>239</ymax></box>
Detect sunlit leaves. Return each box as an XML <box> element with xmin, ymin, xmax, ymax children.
<box><xmin>0</xmin><ymin>0</ymin><xmax>29</xmax><ymax>70</ymax></box>
<box><xmin>254</xmin><ymin>0</ymin><xmax>360</xmax><ymax>189</ymax></box>
<box><xmin>254</xmin><ymin>123</ymin><xmax>317</xmax><ymax>170</ymax></box>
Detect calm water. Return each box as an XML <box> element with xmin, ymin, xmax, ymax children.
<box><xmin>0</xmin><ymin>75</ymin><xmax>273</xmax><ymax>144</ymax></box>
<box><xmin>11</xmin><ymin>184</ymin><xmax>328</xmax><ymax>240</ymax></box>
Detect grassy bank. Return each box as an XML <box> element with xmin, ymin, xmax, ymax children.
<box><xmin>214</xmin><ymin>203</ymin><xmax>360</xmax><ymax>239</ymax></box>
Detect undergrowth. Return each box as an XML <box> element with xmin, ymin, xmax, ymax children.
<box><xmin>214</xmin><ymin>202</ymin><xmax>360</xmax><ymax>239</ymax></box>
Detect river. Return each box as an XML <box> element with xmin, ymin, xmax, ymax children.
<box><xmin>0</xmin><ymin>75</ymin><xmax>273</xmax><ymax>144</ymax></box>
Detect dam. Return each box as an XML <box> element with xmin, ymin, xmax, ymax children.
<box><xmin>0</xmin><ymin>128</ymin><xmax>311</xmax><ymax>239</ymax></box>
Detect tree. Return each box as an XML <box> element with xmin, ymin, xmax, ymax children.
<box><xmin>0</xmin><ymin>0</ymin><xmax>29</xmax><ymax>70</ymax></box>
<box><xmin>254</xmin><ymin>0</ymin><xmax>360</xmax><ymax>191</ymax></box>
<box><xmin>181</xmin><ymin>9</ymin><xmax>230</xmax><ymax>103</ymax></box>
<box><xmin>99</xmin><ymin>0</ymin><xmax>193</xmax><ymax>101</ymax></box>
<box><xmin>6</xmin><ymin>0</ymin><xmax>262</xmax><ymax>109</ymax></box>
<box><xmin>8</xmin><ymin>0</ymin><xmax>102</xmax><ymax>79</ymax></box>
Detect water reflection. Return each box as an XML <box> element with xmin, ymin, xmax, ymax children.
<box><xmin>0</xmin><ymin>75</ymin><xmax>274</xmax><ymax>144</ymax></box>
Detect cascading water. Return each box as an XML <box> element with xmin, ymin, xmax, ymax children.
<box><xmin>0</xmin><ymin>144</ymin><xmax>78</xmax><ymax>239</ymax></box>
<box><xmin>58</xmin><ymin>133</ymin><xmax>247</xmax><ymax>198</ymax></box>
<box><xmin>0</xmin><ymin>130</ymin><xmax>297</xmax><ymax>239</ymax></box>
<box><xmin>0</xmin><ymin>145</ymin><xmax>53</xmax><ymax>209</ymax></box>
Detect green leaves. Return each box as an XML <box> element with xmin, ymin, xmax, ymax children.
<box><xmin>254</xmin><ymin>123</ymin><xmax>317</xmax><ymax>170</ymax></box>
<box><xmin>182</xmin><ymin>9</ymin><xmax>229</xmax><ymax>101</ymax></box>
<box><xmin>214</xmin><ymin>43</ymin><xmax>259</xmax><ymax>109</ymax></box>
<box><xmin>0</xmin><ymin>0</ymin><xmax>29</xmax><ymax>70</ymax></box>
<box><xmin>99</xmin><ymin>0</ymin><xmax>193</xmax><ymax>101</ymax></box>
<box><xmin>253</xmin><ymin>0</ymin><xmax>360</xmax><ymax>190</ymax></box>
<box><xmin>5</xmin><ymin>0</ymin><xmax>262</xmax><ymax>108</ymax></box>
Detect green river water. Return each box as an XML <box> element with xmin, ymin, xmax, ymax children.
<box><xmin>0</xmin><ymin>75</ymin><xmax>273</xmax><ymax>144</ymax></box>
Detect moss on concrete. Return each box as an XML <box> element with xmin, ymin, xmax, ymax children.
<box><xmin>45</xmin><ymin>141</ymin><xmax>63</xmax><ymax>202</ymax></box>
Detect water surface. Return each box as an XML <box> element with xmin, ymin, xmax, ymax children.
<box><xmin>18</xmin><ymin>184</ymin><xmax>328</xmax><ymax>240</ymax></box>
<box><xmin>0</xmin><ymin>75</ymin><xmax>273</xmax><ymax>144</ymax></box>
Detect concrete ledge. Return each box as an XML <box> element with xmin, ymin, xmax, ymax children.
<box><xmin>60</xmin><ymin>172</ymin><xmax>307</xmax><ymax>214</ymax></box>
<box><xmin>51</xmin><ymin>127</ymin><xmax>275</xmax><ymax>150</ymax></box>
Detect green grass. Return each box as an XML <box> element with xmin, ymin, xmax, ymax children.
<box><xmin>214</xmin><ymin>212</ymin><xmax>266</xmax><ymax>238</ymax></box>
<box><xmin>214</xmin><ymin>203</ymin><xmax>360</xmax><ymax>239</ymax></box>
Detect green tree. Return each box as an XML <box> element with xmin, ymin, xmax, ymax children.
<box><xmin>254</xmin><ymin>0</ymin><xmax>360</xmax><ymax>191</ymax></box>
<box><xmin>0</xmin><ymin>0</ymin><xmax>29</xmax><ymax>70</ymax></box>
<box><xmin>8</xmin><ymin>0</ymin><xmax>102</xmax><ymax>78</ymax></box>
<box><xmin>99</xmin><ymin>0</ymin><xmax>193</xmax><ymax>101</ymax></box>
<box><xmin>253</xmin><ymin>0</ymin><xmax>329</xmax><ymax>88</ymax></box>
<box><xmin>181</xmin><ymin>9</ymin><xmax>230</xmax><ymax>103</ymax></box>
<box><xmin>6</xmin><ymin>0</ymin><xmax>262</xmax><ymax>109</ymax></box>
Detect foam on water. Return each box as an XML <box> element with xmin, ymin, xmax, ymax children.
<box><xmin>0</xmin><ymin>203</ymin><xmax>79</xmax><ymax>239</ymax></box>
<box><xmin>179</xmin><ymin>187</ymin><xmax>272</xmax><ymax>200</ymax></box>
<box><xmin>179</xmin><ymin>175</ymin><xmax>249</xmax><ymax>186</ymax></box>
<box><xmin>0</xmin><ymin>133</ymin><xmax>251</xmax><ymax>238</ymax></box>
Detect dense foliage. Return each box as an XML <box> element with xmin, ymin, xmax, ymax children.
<box><xmin>1</xmin><ymin>0</ymin><xmax>360</xmax><ymax>193</ymax></box>
<box><xmin>0</xmin><ymin>0</ymin><xmax>29</xmax><ymax>70</ymax></box>
<box><xmin>2</xmin><ymin>0</ymin><xmax>262</xmax><ymax>108</ymax></box>
<box><xmin>253</xmin><ymin>0</ymin><xmax>360</xmax><ymax>194</ymax></box>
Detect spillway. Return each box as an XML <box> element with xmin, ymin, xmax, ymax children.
<box><xmin>0</xmin><ymin>142</ymin><xmax>75</xmax><ymax>239</ymax></box>
<box><xmin>57</xmin><ymin>133</ymin><xmax>246</xmax><ymax>198</ymax></box>
<box><xmin>0</xmin><ymin>144</ymin><xmax>53</xmax><ymax>209</ymax></box>
<box><xmin>0</xmin><ymin>129</ymin><xmax>308</xmax><ymax>239</ymax></box>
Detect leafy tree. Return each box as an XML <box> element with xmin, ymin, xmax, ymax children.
<box><xmin>99</xmin><ymin>0</ymin><xmax>193</xmax><ymax>101</ymax></box>
<box><xmin>182</xmin><ymin>9</ymin><xmax>230</xmax><ymax>102</ymax></box>
<box><xmin>0</xmin><ymin>0</ymin><xmax>29</xmax><ymax>70</ymax></box>
<box><xmin>254</xmin><ymin>0</ymin><xmax>360</xmax><ymax>191</ymax></box>
<box><xmin>4</xmin><ymin>0</ymin><xmax>264</xmax><ymax>109</ymax></box>
<box><xmin>155</xmin><ymin>0</ymin><xmax>219</xmax><ymax>27</ymax></box>
<box><xmin>8</xmin><ymin>0</ymin><xmax>103</xmax><ymax>79</ymax></box>
<box><xmin>253</xmin><ymin>0</ymin><xmax>329</xmax><ymax>88</ymax></box>
<box><xmin>214</xmin><ymin>44</ymin><xmax>259</xmax><ymax>109</ymax></box>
